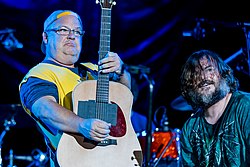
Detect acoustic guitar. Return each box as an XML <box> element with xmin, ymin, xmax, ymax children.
<box><xmin>56</xmin><ymin>0</ymin><xmax>143</xmax><ymax>166</ymax></box>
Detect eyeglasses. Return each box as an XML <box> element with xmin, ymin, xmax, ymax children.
<box><xmin>46</xmin><ymin>27</ymin><xmax>85</xmax><ymax>37</ymax></box>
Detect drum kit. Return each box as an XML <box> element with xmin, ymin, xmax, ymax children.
<box><xmin>0</xmin><ymin>104</ymin><xmax>48</xmax><ymax>167</ymax></box>
<box><xmin>0</xmin><ymin>97</ymin><xmax>191</xmax><ymax>167</ymax></box>
<box><xmin>138</xmin><ymin>128</ymin><xmax>181</xmax><ymax>167</ymax></box>
<box><xmin>136</xmin><ymin>96</ymin><xmax>193</xmax><ymax>167</ymax></box>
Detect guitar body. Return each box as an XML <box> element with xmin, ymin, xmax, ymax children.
<box><xmin>56</xmin><ymin>80</ymin><xmax>143</xmax><ymax>167</ymax></box>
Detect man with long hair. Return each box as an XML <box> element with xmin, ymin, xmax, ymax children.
<box><xmin>180</xmin><ymin>49</ymin><xmax>250</xmax><ymax>166</ymax></box>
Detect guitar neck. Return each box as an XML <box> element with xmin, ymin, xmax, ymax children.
<box><xmin>96</xmin><ymin>7</ymin><xmax>112</xmax><ymax>103</ymax></box>
<box><xmin>99</xmin><ymin>8</ymin><xmax>111</xmax><ymax>60</ymax></box>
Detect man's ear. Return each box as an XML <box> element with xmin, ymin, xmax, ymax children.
<box><xmin>42</xmin><ymin>32</ymin><xmax>48</xmax><ymax>44</ymax></box>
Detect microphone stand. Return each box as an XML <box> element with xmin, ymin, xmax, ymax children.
<box><xmin>124</xmin><ymin>64</ymin><xmax>154</xmax><ymax>167</ymax></box>
<box><xmin>140</xmin><ymin>73</ymin><xmax>155</xmax><ymax>167</ymax></box>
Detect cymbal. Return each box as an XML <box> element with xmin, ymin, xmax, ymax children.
<box><xmin>170</xmin><ymin>96</ymin><xmax>193</xmax><ymax>111</ymax></box>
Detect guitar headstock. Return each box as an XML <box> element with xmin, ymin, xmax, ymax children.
<box><xmin>96</xmin><ymin>0</ymin><xmax>116</xmax><ymax>9</ymax></box>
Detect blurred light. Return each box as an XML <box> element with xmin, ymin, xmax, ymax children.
<box><xmin>0</xmin><ymin>28</ymin><xmax>23</xmax><ymax>51</ymax></box>
<box><xmin>31</xmin><ymin>149</ymin><xmax>48</xmax><ymax>165</ymax></box>
<box><xmin>0</xmin><ymin>0</ymin><xmax>59</xmax><ymax>9</ymax></box>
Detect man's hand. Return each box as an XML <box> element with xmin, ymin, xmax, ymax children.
<box><xmin>98</xmin><ymin>51</ymin><xmax>124</xmax><ymax>75</ymax></box>
<box><xmin>79</xmin><ymin>118</ymin><xmax>111</xmax><ymax>142</ymax></box>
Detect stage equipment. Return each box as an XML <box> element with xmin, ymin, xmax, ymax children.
<box><xmin>0</xmin><ymin>112</ymin><xmax>16</xmax><ymax>167</ymax></box>
<box><xmin>170</xmin><ymin>96</ymin><xmax>193</xmax><ymax>111</ymax></box>
<box><xmin>125</xmin><ymin>64</ymin><xmax>154</xmax><ymax>167</ymax></box>
<box><xmin>241</xmin><ymin>23</ymin><xmax>250</xmax><ymax>76</ymax></box>
<box><xmin>150</xmin><ymin>128</ymin><xmax>181</xmax><ymax>167</ymax></box>
<box><xmin>0</xmin><ymin>28</ymin><xmax>23</xmax><ymax>51</ymax></box>
<box><xmin>170</xmin><ymin>96</ymin><xmax>192</xmax><ymax>112</ymax></box>
<box><xmin>182</xmin><ymin>18</ymin><xmax>208</xmax><ymax>40</ymax></box>
<box><xmin>150</xmin><ymin>106</ymin><xmax>181</xmax><ymax>166</ymax></box>
<box><xmin>5</xmin><ymin>148</ymin><xmax>48</xmax><ymax>167</ymax></box>
<box><xmin>124</xmin><ymin>64</ymin><xmax>150</xmax><ymax>74</ymax></box>
<box><xmin>183</xmin><ymin>18</ymin><xmax>250</xmax><ymax>76</ymax></box>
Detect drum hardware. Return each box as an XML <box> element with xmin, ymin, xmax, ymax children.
<box><xmin>175</xmin><ymin>129</ymin><xmax>181</xmax><ymax>167</ymax></box>
<box><xmin>240</xmin><ymin>23</ymin><xmax>250</xmax><ymax>76</ymax></box>
<box><xmin>149</xmin><ymin>107</ymin><xmax>181</xmax><ymax>167</ymax></box>
<box><xmin>126</xmin><ymin>64</ymin><xmax>154</xmax><ymax>166</ymax></box>
<box><xmin>7</xmin><ymin>149</ymin><xmax>16</xmax><ymax>167</ymax></box>
<box><xmin>5</xmin><ymin>148</ymin><xmax>48</xmax><ymax>167</ymax></box>
<box><xmin>13</xmin><ymin>154</ymin><xmax>33</xmax><ymax>162</ymax></box>
<box><xmin>0</xmin><ymin>116</ymin><xmax>16</xmax><ymax>167</ymax></box>
<box><xmin>170</xmin><ymin>95</ymin><xmax>192</xmax><ymax>112</ymax></box>
<box><xmin>137</xmin><ymin>106</ymin><xmax>181</xmax><ymax>167</ymax></box>
<box><xmin>183</xmin><ymin>18</ymin><xmax>250</xmax><ymax>76</ymax></box>
<box><xmin>182</xmin><ymin>18</ymin><xmax>207</xmax><ymax>40</ymax></box>
<box><xmin>150</xmin><ymin>129</ymin><xmax>181</xmax><ymax>167</ymax></box>
<box><xmin>26</xmin><ymin>149</ymin><xmax>48</xmax><ymax>167</ymax></box>
<box><xmin>137</xmin><ymin>128</ymin><xmax>181</xmax><ymax>167</ymax></box>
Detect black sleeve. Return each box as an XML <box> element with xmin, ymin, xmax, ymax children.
<box><xmin>19</xmin><ymin>77</ymin><xmax>59</xmax><ymax>110</ymax></box>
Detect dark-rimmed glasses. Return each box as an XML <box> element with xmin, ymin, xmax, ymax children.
<box><xmin>46</xmin><ymin>27</ymin><xmax>85</xmax><ymax>37</ymax></box>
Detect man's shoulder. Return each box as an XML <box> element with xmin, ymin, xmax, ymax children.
<box><xmin>233</xmin><ymin>91</ymin><xmax>250</xmax><ymax>102</ymax></box>
<box><xmin>21</xmin><ymin>63</ymin><xmax>70</xmax><ymax>84</ymax></box>
<box><xmin>182</xmin><ymin>110</ymin><xmax>202</xmax><ymax>130</ymax></box>
<box><xmin>28</xmin><ymin>62</ymin><xmax>71</xmax><ymax>75</ymax></box>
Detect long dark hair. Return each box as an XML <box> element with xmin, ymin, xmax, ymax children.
<box><xmin>180</xmin><ymin>50</ymin><xmax>239</xmax><ymax>110</ymax></box>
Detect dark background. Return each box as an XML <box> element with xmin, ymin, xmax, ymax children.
<box><xmin>1</xmin><ymin>0</ymin><xmax>250</xmax><ymax>166</ymax></box>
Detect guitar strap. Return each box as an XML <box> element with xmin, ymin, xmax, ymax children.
<box><xmin>77</xmin><ymin>62</ymin><xmax>121</xmax><ymax>81</ymax></box>
<box><xmin>77</xmin><ymin>62</ymin><xmax>98</xmax><ymax>80</ymax></box>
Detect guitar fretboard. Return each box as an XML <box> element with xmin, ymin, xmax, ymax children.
<box><xmin>96</xmin><ymin>8</ymin><xmax>112</xmax><ymax>104</ymax></box>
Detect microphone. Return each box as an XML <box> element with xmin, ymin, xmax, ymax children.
<box><xmin>160</xmin><ymin>110</ymin><xmax>169</xmax><ymax>132</ymax></box>
<box><xmin>154</xmin><ymin>106</ymin><xmax>169</xmax><ymax>132</ymax></box>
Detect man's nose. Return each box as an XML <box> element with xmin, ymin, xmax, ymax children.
<box><xmin>67</xmin><ymin>30</ymin><xmax>76</xmax><ymax>39</ymax></box>
<box><xmin>200</xmin><ymin>71</ymin><xmax>207</xmax><ymax>80</ymax></box>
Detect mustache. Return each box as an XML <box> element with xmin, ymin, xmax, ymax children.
<box><xmin>197</xmin><ymin>80</ymin><xmax>214</xmax><ymax>88</ymax></box>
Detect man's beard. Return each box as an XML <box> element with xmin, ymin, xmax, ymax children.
<box><xmin>188</xmin><ymin>79</ymin><xmax>230</xmax><ymax>109</ymax></box>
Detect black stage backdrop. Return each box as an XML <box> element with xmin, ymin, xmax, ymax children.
<box><xmin>0</xmin><ymin>0</ymin><xmax>250</xmax><ymax>166</ymax></box>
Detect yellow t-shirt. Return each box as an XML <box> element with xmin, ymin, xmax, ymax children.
<box><xmin>19</xmin><ymin>62</ymin><xmax>98</xmax><ymax>150</ymax></box>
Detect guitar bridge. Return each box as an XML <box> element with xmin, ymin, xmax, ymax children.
<box><xmin>98</xmin><ymin>139</ymin><xmax>117</xmax><ymax>146</ymax></box>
